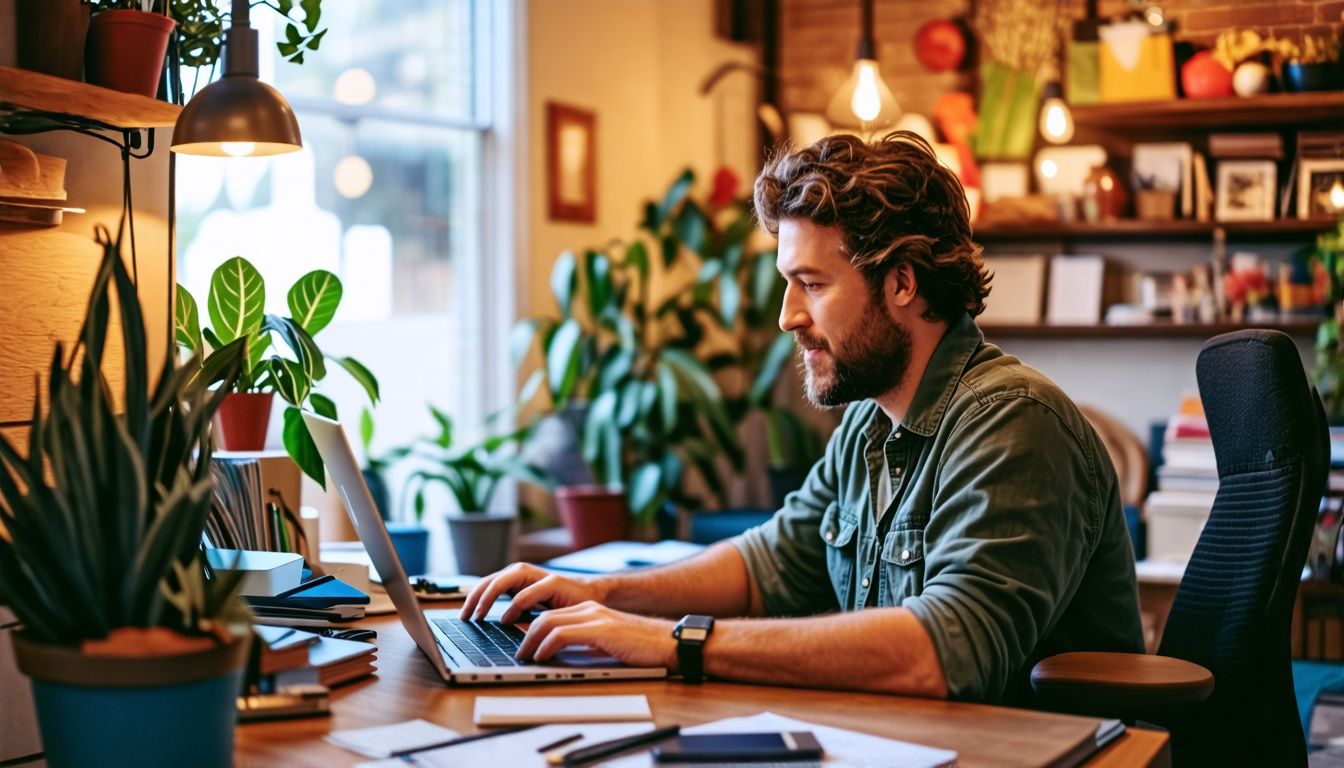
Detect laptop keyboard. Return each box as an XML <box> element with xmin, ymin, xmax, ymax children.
<box><xmin>432</xmin><ymin>618</ymin><xmax>527</xmax><ymax>667</ymax></box>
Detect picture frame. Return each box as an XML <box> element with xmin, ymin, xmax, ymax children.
<box><xmin>1297</xmin><ymin>158</ymin><xmax>1344</xmax><ymax>220</ymax></box>
<box><xmin>1214</xmin><ymin>160</ymin><xmax>1276</xmax><ymax>222</ymax></box>
<box><xmin>546</xmin><ymin>102</ymin><xmax>596</xmax><ymax>223</ymax></box>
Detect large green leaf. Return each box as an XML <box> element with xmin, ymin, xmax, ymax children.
<box><xmin>174</xmin><ymin>285</ymin><xmax>202</xmax><ymax>353</ymax></box>
<box><xmin>283</xmin><ymin>406</ymin><xmax>325</xmax><ymax>486</ymax></box>
<box><xmin>287</xmin><ymin>269</ymin><xmax>343</xmax><ymax>335</ymax></box>
<box><xmin>749</xmin><ymin>332</ymin><xmax>795</xmax><ymax>406</ymax></box>
<box><xmin>309</xmin><ymin>392</ymin><xmax>338</xmax><ymax>419</ymax></box>
<box><xmin>584</xmin><ymin>250</ymin><xmax>614</xmax><ymax>319</ymax></box>
<box><xmin>333</xmin><ymin>356</ymin><xmax>381</xmax><ymax>404</ymax></box>
<box><xmin>551</xmin><ymin>250</ymin><xmax>578</xmax><ymax>316</ymax></box>
<box><xmin>264</xmin><ymin>314</ymin><xmax>325</xmax><ymax>381</ymax></box>
<box><xmin>717</xmin><ymin>271</ymin><xmax>741</xmax><ymax>329</ymax></box>
<box><xmin>270</xmin><ymin>356</ymin><xmax>312</xmax><ymax>406</ymax></box>
<box><xmin>207</xmin><ymin>256</ymin><xmax>265</xmax><ymax>344</ymax></box>
<box><xmin>655</xmin><ymin>360</ymin><xmax>679</xmax><ymax>432</ymax></box>
<box><xmin>625</xmin><ymin>240</ymin><xmax>649</xmax><ymax>279</ymax></box>
<box><xmin>674</xmin><ymin>203</ymin><xmax>707</xmax><ymax>255</ymax></box>
<box><xmin>628</xmin><ymin>462</ymin><xmax>664</xmax><ymax>522</ymax></box>
<box><xmin>546</xmin><ymin>319</ymin><xmax>583</xmax><ymax>403</ymax></box>
<box><xmin>656</xmin><ymin>169</ymin><xmax>694</xmax><ymax>228</ymax></box>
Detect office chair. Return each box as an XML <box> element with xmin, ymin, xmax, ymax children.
<box><xmin>1030</xmin><ymin>330</ymin><xmax>1329</xmax><ymax>766</ymax></box>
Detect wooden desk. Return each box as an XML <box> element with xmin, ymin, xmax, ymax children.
<box><xmin>235</xmin><ymin>615</ymin><xmax>1169</xmax><ymax>767</ymax></box>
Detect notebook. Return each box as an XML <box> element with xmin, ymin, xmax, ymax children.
<box><xmin>473</xmin><ymin>695</ymin><xmax>652</xmax><ymax>725</ymax></box>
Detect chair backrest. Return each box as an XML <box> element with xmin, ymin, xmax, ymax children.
<box><xmin>1157</xmin><ymin>330</ymin><xmax>1328</xmax><ymax>766</ymax></box>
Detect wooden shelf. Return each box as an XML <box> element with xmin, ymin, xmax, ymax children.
<box><xmin>1071</xmin><ymin>91</ymin><xmax>1344</xmax><ymax>130</ymax></box>
<box><xmin>0</xmin><ymin>65</ymin><xmax>179</xmax><ymax>129</ymax></box>
<box><xmin>981</xmin><ymin>320</ymin><xmax>1319</xmax><ymax>339</ymax></box>
<box><xmin>976</xmin><ymin>219</ymin><xmax>1337</xmax><ymax>243</ymax></box>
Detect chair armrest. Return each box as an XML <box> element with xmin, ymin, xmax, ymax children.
<box><xmin>1030</xmin><ymin>651</ymin><xmax>1213</xmax><ymax>718</ymax></box>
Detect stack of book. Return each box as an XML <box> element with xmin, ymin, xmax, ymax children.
<box><xmin>1145</xmin><ymin>398</ymin><xmax>1218</xmax><ymax>563</ymax></box>
<box><xmin>245</xmin><ymin>572</ymin><xmax>371</xmax><ymax>626</ymax></box>
<box><xmin>253</xmin><ymin>625</ymin><xmax>377</xmax><ymax>689</ymax></box>
<box><xmin>206</xmin><ymin>455</ymin><xmax>308</xmax><ymax>557</ymax></box>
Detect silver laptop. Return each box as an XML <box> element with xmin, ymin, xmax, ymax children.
<box><xmin>303</xmin><ymin>412</ymin><xmax>668</xmax><ymax>685</ymax></box>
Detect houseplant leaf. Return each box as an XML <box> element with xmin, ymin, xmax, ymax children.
<box><xmin>546</xmin><ymin>319</ymin><xmax>583</xmax><ymax>403</ymax></box>
<box><xmin>207</xmin><ymin>256</ymin><xmax>265</xmax><ymax>344</ymax></box>
<box><xmin>174</xmin><ymin>284</ymin><xmax>202</xmax><ymax>353</ymax></box>
<box><xmin>287</xmin><ymin>269</ymin><xmax>343</xmax><ymax>335</ymax></box>
<box><xmin>749</xmin><ymin>332</ymin><xmax>795</xmax><ymax>406</ymax></box>
<box><xmin>333</xmin><ymin>356</ymin><xmax>381</xmax><ymax>404</ymax></box>
<box><xmin>283</xmin><ymin>406</ymin><xmax>325</xmax><ymax>486</ymax></box>
<box><xmin>656</xmin><ymin>169</ymin><xmax>694</xmax><ymax>228</ymax></box>
<box><xmin>551</xmin><ymin>250</ymin><xmax>578</xmax><ymax>316</ymax></box>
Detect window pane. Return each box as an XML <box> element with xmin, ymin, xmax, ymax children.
<box><xmin>271</xmin><ymin>0</ymin><xmax>477</xmax><ymax>121</ymax></box>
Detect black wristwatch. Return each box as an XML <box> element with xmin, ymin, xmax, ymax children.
<box><xmin>673</xmin><ymin>614</ymin><xmax>715</xmax><ymax>684</ymax></box>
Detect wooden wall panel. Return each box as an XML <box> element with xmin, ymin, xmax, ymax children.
<box><xmin>0</xmin><ymin>226</ymin><xmax>126</xmax><ymax>424</ymax></box>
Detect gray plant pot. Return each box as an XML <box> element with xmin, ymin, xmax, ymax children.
<box><xmin>446</xmin><ymin>512</ymin><xmax>516</xmax><ymax>576</ymax></box>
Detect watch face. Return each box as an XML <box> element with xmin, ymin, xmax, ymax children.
<box><xmin>681</xmin><ymin>615</ymin><xmax>714</xmax><ymax>631</ymax></box>
<box><xmin>678</xmin><ymin>627</ymin><xmax>709</xmax><ymax>643</ymax></box>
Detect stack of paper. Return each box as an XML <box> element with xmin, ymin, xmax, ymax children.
<box><xmin>327</xmin><ymin>719</ymin><xmax>459</xmax><ymax>759</ymax></box>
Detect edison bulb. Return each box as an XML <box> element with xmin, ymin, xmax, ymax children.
<box><xmin>334</xmin><ymin>154</ymin><xmax>373</xmax><ymax>199</ymax></box>
<box><xmin>825</xmin><ymin>58</ymin><xmax>900</xmax><ymax>129</ymax></box>
<box><xmin>1330</xmin><ymin>178</ymin><xmax>1344</xmax><ymax>212</ymax></box>
<box><xmin>1038</xmin><ymin>98</ymin><xmax>1074</xmax><ymax>144</ymax></box>
<box><xmin>851</xmin><ymin>61</ymin><xmax>882</xmax><ymax>122</ymax></box>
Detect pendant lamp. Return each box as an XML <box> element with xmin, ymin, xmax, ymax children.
<box><xmin>171</xmin><ymin>0</ymin><xmax>302</xmax><ymax>157</ymax></box>
<box><xmin>1037</xmin><ymin>81</ymin><xmax>1075</xmax><ymax>145</ymax></box>
<box><xmin>825</xmin><ymin>0</ymin><xmax>900</xmax><ymax>131</ymax></box>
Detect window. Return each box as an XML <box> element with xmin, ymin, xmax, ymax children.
<box><xmin>176</xmin><ymin>0</ymin><xmax>514</xmax><ymax>521</ymax></box>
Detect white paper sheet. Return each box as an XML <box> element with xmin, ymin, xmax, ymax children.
<box><xmin>473</xmin><ymin>694</ymin><xmax>652</xmax><ymax>725</ymax></box>
<box><xmin>326</xmin><ymin>718</ymin><xmax>459</xmax><ymax>758</ymax></box>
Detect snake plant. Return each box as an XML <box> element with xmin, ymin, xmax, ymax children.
<box><xmin>0</xmin><ymin>228</ymin><xmax>248</xmax><ymax>646</ymax></box>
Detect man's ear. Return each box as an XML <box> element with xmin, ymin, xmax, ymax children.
<box><xmin>883</xmin><ymin>263</ymin><xmax>918</xmax><ymax>311</ymax></box>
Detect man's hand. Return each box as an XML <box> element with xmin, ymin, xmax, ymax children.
<box><xmin>459</xmin><ymin>562</ymin><xmax>605</xmax><ymax>623</ymax></box>
<box><xmin>515</xmin><ymin>601</ymin><xmax>677</xmax><ymax>668</ymax></box>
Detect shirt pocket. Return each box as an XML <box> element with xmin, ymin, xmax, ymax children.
<box><xmin>819</xmin><ymin>501</ymin><xmax>859</xmax><ymax>609</ymax></box>
<box><xmin>879</xmin><ymin>527</ymin><xmax>925</xmax><ymax>607</ymax></box>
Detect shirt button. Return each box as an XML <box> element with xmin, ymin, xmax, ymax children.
<box><xmin>894</xmin><ymin>431</ymin><xmax>902</xmax><ymax>439</ymax></box>
<box><xmin>861</xmin><ymin>577</ymin><xmax>870</xmax><ymax>588</ymax></box>
<box><xmin>901</xmin><ymin>549</ymin><xmax>911</xmax><ymax>562</ymax></box>
<box><xmin>825</xmin><ymin>530</ymin><xmax>834</xmax><ymax>542</ymax></box>
<box><xmin>893</xmin><ymin>467</ymin><xmax>902</xmax><ymax>476</ymax></box>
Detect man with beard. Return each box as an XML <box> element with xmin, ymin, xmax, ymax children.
<box><xmin>463</xmin><ymin>132</ymin><xmax>1143</xmax><ymax>704</ymax></box>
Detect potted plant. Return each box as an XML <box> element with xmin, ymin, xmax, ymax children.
<box><xmin>175</xmin><ymin>255</ymin><xmax>380</xmax><ymax>486</ymax></box>
<box><xmin>358</xmin><ymin>406</ymin><xmax>394</xmax><ymax>520</ymax></box>
<box><xmin>167</xmin><ymin>0</ymin><xmax>327</xmax><ymax>100</ymax></box>
<box><xmin>0</xmin><ymin>228</ymin><xmax>250</xmax><ymax>767</ymax></box>
<box><xmin>81</xmin><ymin>1</ymin><xmax>176</xmax><ymax>97</ymax></box>
<box><xmin>399</xmin><ymin>406</ymin><xmax>552</xmax><ymax>575</ymax></box>
<box><xmin>514</xmin><ymin>171</ymin><xmax>745</xmax><ymax>548</ymax></box>
<box><xmin>1312</xmin><ymin>220</ymin><xmax>1344</xmax><ymax>424</ymax></box>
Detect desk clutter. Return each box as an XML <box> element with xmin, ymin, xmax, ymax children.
<box><xmin>328</xmin><ymin>710</ymin><xmax>959</xmax><ymax>768</ymax></box>
<box><xmin>237</xmin><ymin>624</ymin><xmax>378</xmax><ymax>721</ymax></box>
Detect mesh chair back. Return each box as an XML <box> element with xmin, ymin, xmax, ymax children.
<box><xmin>1157</xmin><ymin>330</ymin><xmax>1328</xmax><ymax>765</ymax></box>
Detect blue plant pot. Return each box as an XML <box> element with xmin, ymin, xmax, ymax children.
<box><xmin>386</xmin><ymin>522</ymin><xmax>430</xmax><ymax>576</ymax></box>
<box><xmin>1284</xmin><ymin>62</ymin><xmax>1342</xmax><ymax>92</ymax></box>
<box><xmin>14</xmin><ymin>633</ymin><xmax>248</xmax><ymax>768</ymax></box>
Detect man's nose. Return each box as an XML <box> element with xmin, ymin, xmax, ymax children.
<box><xmin>779</xmin><ymin>284</ymin><xmax>808</xmax><ymax>333</ymax></box>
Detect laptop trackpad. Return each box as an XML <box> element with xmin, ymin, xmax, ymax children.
<box><xmin>552</xmin><ymin>647</ymin><xmax>625</xmax><ymax>667</ymax></box>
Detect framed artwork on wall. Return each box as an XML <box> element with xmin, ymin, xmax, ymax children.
<box><xmin>1297</xmin><ymin>158</ymin><xmax>1344</xmax><ymax>220</ymax></box>
<box><xmin>546</xmin><ymin>102</ymin><xmax>596</xmax><ymax>223</ymax></box>
<box><xmin>1214</xmin><ymin>160</ymin><xmax>1276</xmax><ymax>222</ymax></box>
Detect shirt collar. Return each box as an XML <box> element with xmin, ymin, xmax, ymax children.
<box><xmin>897</xmin><ymin>312</ymin><xmax>982</xmax><ymax>437</ymax></box>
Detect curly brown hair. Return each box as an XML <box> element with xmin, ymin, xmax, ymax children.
<box><xmin>753</xmin><ymin>131</ymin><xmax>990</xmax><ymax>322</ymax></box>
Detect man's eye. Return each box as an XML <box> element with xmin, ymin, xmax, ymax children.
<box><xmin>803</xmin><ymin>282</ymin><xmax>820</xmax><ymax>291</ymax></box>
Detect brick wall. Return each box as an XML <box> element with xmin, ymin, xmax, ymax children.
<box><xmin>779</xmin><ymin>0</ymin><xmax>1344</xmax><ymax>117</ymax></box>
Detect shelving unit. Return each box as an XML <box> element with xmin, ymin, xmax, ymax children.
<box><xmin>0</xmin><ymin>65</ymin><xmax>179</xmax><ymax>129</ymax></box>
<box><xmin>1071</xmin><ymin>91</ymin><xmax>1344</xmax><ymax>130</ymax></box>
<box><xmin>981</xmin><ymin>319</ymin><xmax>1318</xmax><ymax>339</ymax></box>
<box><xmin>976</xmin><ymin>218</ymin><xmax>1337</xmax><ymax>243</ymax></box>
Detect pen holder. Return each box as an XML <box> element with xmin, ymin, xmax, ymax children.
<box><xmin>386</xmin><ymin>522</ymin><xmax>430</xmax><ymax>577</ymax></box>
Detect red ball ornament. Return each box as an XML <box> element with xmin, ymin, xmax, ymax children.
<box><xmin>913</xmin><ymin>19</ymin><xmax>966</xmax><ymax>73</ymax></box>
<box><xmin>1181</xmin><ymin>51</ymin><xmax>1234</xmax><ymax>99</ymax></box>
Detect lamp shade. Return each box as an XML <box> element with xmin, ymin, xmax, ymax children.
<box><xmin>171</xmin><ymin>75</ymin><xmax>302</xmax><ymax>156</ymax></box>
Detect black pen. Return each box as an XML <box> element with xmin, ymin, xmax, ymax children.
<box><xmin>388</xmin><ymin>724</ymin><xmax>536</xmax><ymax>758</ymax></box>
<box><xmin>561</xmin><ymin>724</ymin><xmax>680</xmax><ymax>767</ymax></box>
<box><xmin>275</xmin><ymin>573</ymin><xmax>334</xmax><ymax>598</ymax></box>
<box><xmin>536</xmin><ymin>731</ymin><xmax>583</xmax><ymax>754</ymax></box>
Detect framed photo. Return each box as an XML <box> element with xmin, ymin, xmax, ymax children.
<box><xmin>546</xmin><ymin>102</ymin><xmax>596</xmax><ymax>223</ymax></box>
<box><xmin>1297</xmin><ymin>158</ymin><xmax>1344</xmax><ymax>220</ymax></box>
<box><xmin>1215</xmin><ymin>160</ymin><xmax>1276</xmax><ymax>222</ymax></box>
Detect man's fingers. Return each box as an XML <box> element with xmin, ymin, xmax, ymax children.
<box><xmin>515</xmin><ymin>602</ymin><xmax>600</xmax><ymax>659</ymax></box>
<box><xmin>468</xmin><ymin>564</ymin><xmax>533</xmax><ymax>620</ymax></box>
<box><xmin>500</xmin><ymin>578</ymin><xmax>557</xmax><ymax>624</ymax></box>
<box><xmin>458</xmin><ymin>572</ymin><xmax>497</xmax><ymax>619</ymax></box>
<box><xmin>533</xmin><ymin>622</ymin><xmax>603</xmax><ymax>663</ymax></box>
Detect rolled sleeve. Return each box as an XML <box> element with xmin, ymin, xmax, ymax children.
<box><xmin>903</xmin><ymin>396</ymin><xmax>1101</xmax><ymax>701</ymax></box>
<box><xmin>730</xmin><ymin>406</ymin><xmax>864</xmax><ymax>617</ymax></box>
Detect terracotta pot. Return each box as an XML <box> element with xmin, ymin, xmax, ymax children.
<box><xmin>556</xmin><ymin>485</ymin><xmax>630</xmax><ymax>550</ymax></box>
<box><xmin>85</xmin><ymin>9</ymin><xmax>175</xmax><ymax>97</ymax></box>
<box><xmin>13</xmin><ymin>632</ymin><xmax>249</xmax><ymax>768</ymax></box>
<box><xmin>215</xmin><ymin>392</ymin><xmax>274</xmax><ymax>450</ymax></box>
<box><xmin>16</xmin><ymin>0</ymin><xmax>90</xmax><ymax>81</ymax></box>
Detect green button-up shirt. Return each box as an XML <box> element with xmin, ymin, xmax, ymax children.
<box><xmin>732</xmin><ymin>313</ymin><xmax>1143</xmax><ymax>704</ymax></box>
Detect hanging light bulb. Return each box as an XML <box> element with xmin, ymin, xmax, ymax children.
<box><xmin>825</xmin><ymin>0</ymin><xmax>900</xmax><ymax>130</ymax></box>
<box><xmin>1330</xmin><ymin>178</ymin><xmax>1344</xmax><ymax>213</ymax></box>
<box><xmin>1038</xmin><ymin>81</ymin><xmax>1075</xmax><ymax>145</ymax></box>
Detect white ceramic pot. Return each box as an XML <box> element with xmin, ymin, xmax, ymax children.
<box><xmin>1232</xmin><ymin>62</ymin><xmax>1271</xmax><ymax>97</ymax></box>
